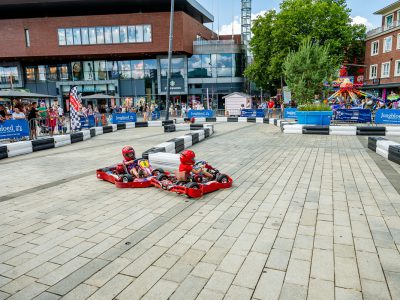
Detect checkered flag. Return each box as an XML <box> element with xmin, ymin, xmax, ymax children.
<box><xmin>69</xmin><ymin>86</ymin><xmax>81</xmax><ymax>131</ymax></box>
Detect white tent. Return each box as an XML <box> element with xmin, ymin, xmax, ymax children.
<box><xmin>223</xmin><ymin>92</ymin><xmax>252</xmax><ymax>116</ymax></box>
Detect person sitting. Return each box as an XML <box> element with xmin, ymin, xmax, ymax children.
<box><xmin>122</xmin><ymin>146</ymin><xmax>139</xmax><ymax>178</ymax></box>
<box><xmin>176</xmin><ymin>150</ymin><xmax>213</xmax><ymax>182</ymax></box>
<box><xmin>12</xmin><ymin>107</ymin><xmax>26</xmax><ymax>120</ymax></box>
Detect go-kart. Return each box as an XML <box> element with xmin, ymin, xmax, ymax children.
<box><xmin>96</xmin><ymin>159</ymin><xmax>163</xmax><ymax>188</ymax></box>
<box><xmin>151</xmin><ymin>161</ymin><xmax>232</xmax><ymax>198</ymax></box>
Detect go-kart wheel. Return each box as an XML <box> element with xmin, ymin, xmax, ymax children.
<box><xmin>216</xmin><ymin>174</ymin><xmax>229</xmax><ymax>184</ymax></box>
<box><xmin>152</xmin><ymin>168</ymin><xmax>164</xmax><ymax>176</ymax></box>
<box><xmin>186</xmin><ymin>182</ymin><xmax>200</xmax><ymax>189</ymax></box>
<box><xmin>157</xmin><ymin>173</ymin><xmax>169</xmax><ymax>181</ymax></box>
<box><xmin>122</xmin><ymin>175</ymin><xmax>134</xmax><ymax>183</ymax></box>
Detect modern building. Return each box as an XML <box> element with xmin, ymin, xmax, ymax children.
<box><xmin>364</xmin><ymin>1</ymin><xmax>400</xmax><ymax>98</ymax></box>
<box><xmin>0</xmin><ymin>0</ymin><xmax>245</xmax><ymax>109</ymax></box>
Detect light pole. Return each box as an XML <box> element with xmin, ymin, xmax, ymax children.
<box><xmin>165</xmin><ymin>0</ymin><xmax>175</xmax><ymax>120</ymax></box>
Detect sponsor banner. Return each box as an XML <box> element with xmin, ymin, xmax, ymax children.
<box><xmin>112</xmin><ymin>113</ymin><xmax>137</xmax><ymax>124</ymax></box>
<box><xmin>188</xmin><ymin>110</ymin><xmax>214</xmax><ymax>118</ymax></box>
<box><xmin>240</xmin><ymin>109</ymin><xmax>266</xmax><ymax>118</ymax></box>
<box><xmin>0</xmin><ymin>120</ymin><xmax>30</xmax><ymax>139</ymax></box>
<box><xmin>334</xmin><ymin>109</ymin><xmax>372</xmax><ymax>123</ymax></box>
<box><xmin>375</xmin><ymin>109</ymin><xmax>400</xmax><ymax>124</ymax></box>
<box><xmin>151</xmin><ymin>109</ymin><xmax>161</xmax><ymax>120</ymax></box>
<box><xmin>284</xmin><ymin>108</ymin><xmax>298</xmax><ymax>119</ymax></box>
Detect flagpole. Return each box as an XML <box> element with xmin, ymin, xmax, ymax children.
<box><xmin>165</xmin><ymin>0</ymin><xmax>175</xmax><ymax>121</ymax></box>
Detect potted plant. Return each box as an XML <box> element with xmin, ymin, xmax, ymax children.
<box><xmin>283</xmin><ymin>38</ymin><xmax>338</xmax><ymax>125</ymax></box>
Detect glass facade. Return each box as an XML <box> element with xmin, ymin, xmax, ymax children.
<box><xmin>57</xmin><ymin>25</ymin><xmax>152</xmax><ymax>46</ymax></box>
<box><xmin>0</xmin><ymin>66</ymin><xmax>20</xmax><ymax>84</ymax></box>
<box><xmin>188</xmin><ymin>53</ymin><xmax>243</xmax><ymax>78</ymax></box>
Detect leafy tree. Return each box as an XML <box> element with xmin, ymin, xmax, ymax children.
<box><xmin>245</xmin><ymin>0</ymin><xmax>366</xmax><ymax>93</ymax></box>
<box><xmin>283</xmin><ymin>38</ymin><xmax>339</xmax><ymax>104</ymax></box>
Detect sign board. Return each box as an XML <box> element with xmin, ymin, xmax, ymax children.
<box><xmin>375</xmin><ymin>109</ymin><xmax>400</xmax><ymax>124</ymax></box>
<box><xmin>151</xmin><ymin>109</ymin><xmax>161</xmax><ymax>120</ymax></box>
<box><xmin>161</xmin><ymin>78</ymin><xmax>185</xmax><ymax>94</ymax></box>
<box><xmin>334</xmin><ymin>109</ymin><xmax>372</xmax><ymax>123</ymax></box>
<box><xmin>283</xmin><ymin>86</ymin><xmax>292</xmax><ymax>104</ymax></box>
<box><xmin>284</xmin><ymin>108</ymin><xmax>298</xmax><ymax>119</ymax></box>
<box><xmin>240</xmin><ymin>109</ymin><xmax>266</xmax><ymax>118</ymax></box>
<box><xmin>112</xmin><ymin>113</ymin><xmax>137</xmax><ymax>124</ymax></box>
<box><xmin>0</xmin><ymin>120</ymin><xmax>30</xmax><ymax>139</ymax></box>
<box><xmin>187</xmin><ymin>110</ymin><xmax>214</xmax><ymax>118</ymax></box>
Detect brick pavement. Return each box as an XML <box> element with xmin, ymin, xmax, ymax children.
<box><xmin>0</xmin><ymin>123</ymin><xmax>399</xmax><ymax>299</ymax></box>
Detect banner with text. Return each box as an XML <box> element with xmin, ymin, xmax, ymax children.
<box><xmin>240</xmin><ymin>109</ymin><xmax>266</xmax><ymax>118</ymax></box>
<box><xmin>0</xmin><ymin>120</ymin><xmax>30</xmax><ymax>140</ymax></box>
<box><xmin>188</xmin><ymin>110</ymin><xmax>214</xmax><ymax>118</ymax></box>
<box><xmin>334</xmin><ymin>109</ymin><xmax>372</xmax><ymax>123</ymax></box>
<box><xmin>112</xmin><ymin>113</ymin><xmax>137</xmax><ymax>124</ymax></box>
<box><xmin>284</xmin><ymin>108</ymin><xmax>298</xmax><ymax>119</ymax></box>
<box><xmin>375</xmin><ymin>109</ymin><xmax>400</xmax><ymax>124</ymax></box>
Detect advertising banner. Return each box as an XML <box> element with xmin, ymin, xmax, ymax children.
<box><xmin>375</xmin><ymin>109</ymin><xmax>400</xmax><ymax>124</ymax></box>
<box><xmin>284</xmin><ymin>108</ymin><xmax>298</xmax><ymax>119</ymax></box>
<box><xmin>0</xmin><ymin>120</ymin><xmax>30</xmax><ymax>139</ymax></box>
<box><xmin>240</xmin><ymin>109</ymin><xmax>266</xmax><ymax>118</ymax></box>
<box><xmin>112</xmin><ymin>113</ymin><xmax>137</xmax><ymax>124</ymax></box>
<box><xmin>334</xmin><ymin>109</ymin><xmax>372</xmax><ymax>123</ymax></box>
<box><xmin>188</xmin><ymin>110</ymin><xmax>214</xmax><ymax>118</ymax></box>
<box><xmin>151</xmin><ymin>109</ymin><xmax>161</xmax><ymax>120</ymax></box>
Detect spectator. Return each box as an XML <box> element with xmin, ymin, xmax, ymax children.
<box><xmin>48</xmin><ymin>107</ymin><xmax>58</xmax><ymax>137</ymax></box>
<box><xmin>38</xmin><ymin>101</ymin><xmax>48</xmax><ymax>120</ymax></box>
<box><xmin>28</xmin><ymin>102</ymin><xmax>39</xmax><ymax>140</ymax></box>
<box><xmin>12</xmin><ymin>107</ymin><xmax>26</xmax><ymax>120</ymax></box>
<box><xmin>57</xmin><ymin>105</ymin><xmax>64</xmax><ymax>117</ymax></box>
<box><xmin>143</xmin><ymin>104</ymin><xmax>149</xmax><ymax>122</ymax></box>
<box><xmin>0</xmin><ymin>104</ymin><xmax>6</xmax><ymax>122</ymax></box>
<box><xmin>268</xmin><ymin>99</ymin><xmax>275</xmax><ymax>117</ymax></box>
<box><xmin>169</xmin><ymin>104</ymin><xmax>174</xmax><ymax>117</ymax></box>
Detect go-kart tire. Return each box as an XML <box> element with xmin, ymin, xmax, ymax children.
<box><xmin>157</xmin><ymin>173</ymin><xmax>169</xmax><ymax>181</ymax></box>
<box><xmin>122</xmin><ymin>175</ymin><xmax>134</xmax><ymax>183</ymax></box>
<box><xmin>152</xmin><ymin>168</ymin><xmax>164</xmax><ymax>176</ymax></box>
<box><xmin>216</xmin><ymin>174</ymin><xmax>229</xmax><ymax>184</ymax></box>
<box><xmin>186</xmin><ymin>182</ymin><xmax>200</xmax><ymax>189</ymax></box>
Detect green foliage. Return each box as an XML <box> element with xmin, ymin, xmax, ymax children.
<box><xmin>283</xmin><ymin>38</ymin><xmax>338</xmax><ymax>105</ymax></box>
<box><xmin>297</xmin><ymin>103</ymin><xmax>332</xmax><ymax>111</ymax></box>
<box><xmin>245</xmin><ymin>0</ymin><xmax>366</xmax><ymax>93</ymax></box>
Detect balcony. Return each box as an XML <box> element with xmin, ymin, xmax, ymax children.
<box><xmin>367</xmin><ymin>21</ymin><xmax>400</xmax><ymax>38</ymax></box>
<box><xmin>193</xmin><ymin>40</ymin><xmax>238</xmax><ymax>46</ymax></box>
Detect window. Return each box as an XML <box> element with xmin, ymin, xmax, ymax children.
<box><xmin>384</xmin><ymin>36</ymin><xmax>392</xmax><ymax>52</ymax></box>
<box><xmin>73</xmin><ymin>28</ymin><xmax>81</xmax><ymax>45</ymax></box>
<box><xmin>65</xmin><ymin>28</ymin><xmax>73</xmax><ymax>45</ymax></box>
<box><xmin>136</xmin><ymin>25</ymin><xmax>143</xmax><ymax>43</ymax></box>
<box><xmin>81</xmin><ymin>28</ymin><xmax>89</xmax><ymax>45</ymax></box>
<box><xmin>143</xmin><ymin>25</ymin><xmax>152</xmax><ymax>42</ymax></box>
<box><xmin>112</xmin><ymin>27</ymin><xmax>120</xmax><ymax>43</ymax></box>
<box><xmin>0</xmin><ymin>66</ymin><xmax>20</xmax><ymax>84</ymax></box>
<box><xmin>88</xmin><ymin>27</ymin><xmax>96</xmax><ymax>44</ymax></box>
<box><xmin>58</xmin><ymin>29</ymin><xmax>66</xmax><ymax>46</ymax></box>
<box><xmin>25</xmin><ymin>67</ymin><xmax>36</xmax><ymax>82</ymax></box>
<box><xmin>395</xmin><ymin>60</ymin><xmax>400</xmax><ymax>76</ymax></box>
<box><xmin>371</xmin><ymin>41</ymin><xmax>379</xmax><ymax>56</ymax></box>
<box><xmin>128</xmin><ymin>26</ymin><xmax>136</xmax><ymax>43</ymax></box>
<box><xmin>104</xmin><ymin>27</ymin><xmax>112</xmax><ymax>44</ymax></box>
<box><xmin>24</xmin><ymin>29</ymin><xmax>30</xmax><ymax>47</ymax></box>
<box><xmin>216</xmin><ymin>54</ymin><xmax>233</xmax><ymax>77</ymax></box>
<box><xmin>96</xmin><ymin>27</ymin><xmax>104</xmax><ymax>44</ymax></box>
<box><xmin>370</xmin><ymin>65</ymin><xmax>377</xmax><ymax>79</ymax></box>
<box><xmin>385</xmin><ymin>14</ymin><xmax>394</xmax><ymax>29</ymax></box>
<box><xmin>382</xmin><ymin>62</ymin><xmax>391</xmax><ymax>78</ymax></box>
<box><xmin>119</xmin><ymin>26</ymin><xmax>128</xmax><ymax>43</ymax></box>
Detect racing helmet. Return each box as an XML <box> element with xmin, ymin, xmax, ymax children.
<box><xmin>115</xmin><ymin>164</ymin><xmax>125</xmax><ymax>174</ymax></box>
<box><xmin>122</xmin><ymin>146</ymin><xmax>135</xmax><ymax>160</ymax></box>
<box><xmin>180</xmin><ymin>150</ymin><xmax>196</xmax><ymax>165</ymax></box>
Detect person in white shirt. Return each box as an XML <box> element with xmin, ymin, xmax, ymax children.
<box><xmin>12</xmin><ymin>107</ymin><xmax>26</xmax><ymax>120</ymax></box>
<box><xmin>57</xmin><ymin>106</ymin><xmax>64</xmax><ymax>117</ymax></box>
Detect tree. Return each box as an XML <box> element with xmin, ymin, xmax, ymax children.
<box><xmin>245</xmin><ymin>0</ymin><xmax>366</xmax><ymax>93</ymax></box>
<box><xmin>283</xmin><ymin>38</ymin><xmax>338</xmax><ymax>104</ymax></box>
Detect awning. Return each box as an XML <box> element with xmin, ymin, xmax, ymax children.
<box><xmin>81</xmin><ymin>94</ymin><xmax>120</xmax><ymax>99</ymax></box>
<box><xmin>0</xmin><ymin>90</ymin><xmax>57</xmax><ymax>98</ymax></box>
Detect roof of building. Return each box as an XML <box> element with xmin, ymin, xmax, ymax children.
<box><xmin>374</xmin><ymin>1</ymin><xmax>400</xmax><ymax>15</ymax></box>
<box><xmin>0</xmin><ymin>0</ymin><xmax>214</xmax><ymax>23</ymax></box>
<box><xmin>223</xmin><ymin>92</ymin><xmax>252</xmax><ymax>99</ymax></box>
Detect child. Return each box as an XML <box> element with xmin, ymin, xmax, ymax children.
<box><xmin>177</xmin><ymin>150</ymin><xmax>213</xmax><ymax>181</ymax></box>
<box><xmin>122</xmin><ymin>146</ymin><xmax>139</xmax><ymax>178</ymax></box>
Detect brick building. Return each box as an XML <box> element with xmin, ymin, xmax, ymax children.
<box><xmin>0</xmin><ymin>0</ymin><xmax>245</xmax><ymax>109</ymax></box>
<box><xmin>365</xmin><ymin>1</ymin><xmax>400</xmax><ymax>98</ymax></box>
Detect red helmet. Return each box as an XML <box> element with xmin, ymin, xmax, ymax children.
<box><xmin>122</xmin><ymin>146</ymin><xmax>135</xmax><ymax>160</ymax></box>
<box><xmin>180</xmin><ymin>149</ymin><xmax>195</xmax><ymax>165</ymax></box>
<box><xmin>115</xmin><ymin>164</ymin><xmax>125</xmax><ymax>174</ymax></box>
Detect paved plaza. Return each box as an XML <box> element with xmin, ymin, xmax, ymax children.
<box><xmin>1</xmin><ymin>123</ymin><xmax>400</xmax><ymax>300</ymax></box>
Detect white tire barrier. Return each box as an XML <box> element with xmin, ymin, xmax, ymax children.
<box><xmin>6</xmin><ymin>141</ymin><xmax>33</xmax><ymax>157</ymax></box>
<box><xmin>148</xmin><ymin>121</ymin><xmax>162</xmax><ymax>127</ymax></box>
<box><xmin>386</xmin><ymin>127</ymin><xmax>400</xmax><ymax>136</ymax></box>
<box><xmin>54</xmin><ymin>135</ymin><xmax>72</xmax><ymax>148</ymax></box>
<box><xmin>95</xmin><ymin>127</ymin><xmax>104</xmax><ymax>135</ymax></box>
<box><xmin>329</xmin><ymin>126</ymin><xmax>357</xmax><ymax>136</ymax></box>
<box><xmin>82</xmin><ymin>130</ymin><xmax>91</xmax><ymax>141</ymax></box>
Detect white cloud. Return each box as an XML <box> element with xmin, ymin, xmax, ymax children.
<box><xmin>218</xmin><ymin>10</ymin><xmax>268</xmax><ymax>35</ymax></box>
<box><xmin>351</xmin><ymin>16</ymin><xmax>374</xmax><ymax>30</ymax></box>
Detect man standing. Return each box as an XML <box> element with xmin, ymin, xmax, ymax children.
<box><xmin>28</xmin><ymin>102</ymin><xmax>39</xmax><ymax>140</ymax></box>
<box><xmin>268</xmin><ymin>99</ymin><xmax>275</xmax><ymax>118</ymax></box>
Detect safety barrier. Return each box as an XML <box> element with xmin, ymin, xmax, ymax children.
<box><xmin>368</xmin><ymin>137</ymin><xmax>400</xmax><ymax>164</ymax></box>
<box><xmin>386</xmin><ymin>127</ymin><xmax>400</xmax><ymax>136</ymax></box>
<box><xmin>32</xmin><ymin>138</ymin><xmax>55</xmax><ymax>152</ymax></box>
<box><xmin>6</xmin><ymin>141</ymin><xmax>33</xmax><ymax>157</ymax></box>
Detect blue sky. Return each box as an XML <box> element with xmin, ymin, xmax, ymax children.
<box><xmin>197</xmin><ymin>0</ymin><xmax>395</xmax><ymax>34</ymax></box>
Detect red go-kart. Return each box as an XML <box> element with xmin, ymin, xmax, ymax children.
<box><xmin>151</xmin><ymin>161</ymin><xmax>233</xmax><ymax>198</ymax></box>
<box><xmin>96</xmin><ymin>159</ymin><xmax>164</xmax><ymax>188</ymax></box>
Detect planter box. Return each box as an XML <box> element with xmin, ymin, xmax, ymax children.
<box><xmin>296</xmin><ymin>111</ymin><xmax>333</xmax><ymax>125</ymax></box>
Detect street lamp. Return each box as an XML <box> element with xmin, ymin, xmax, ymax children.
<box><xmin>165</xmin><ymin>0</ymin><xmax>175</xmax><ymax>121</ymax></box>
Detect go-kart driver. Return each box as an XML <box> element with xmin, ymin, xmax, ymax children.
<box><xmin>122</xmin><ymin>146</ymin><xmax>140</xmax><ymax>178</ymax></box>
<box><xmin>177</xmin><ymin>150</ymin><xmax>213</xmax><ymax>181</ymax></box>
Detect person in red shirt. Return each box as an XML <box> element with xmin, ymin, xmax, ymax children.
<box><xmin>267</xmin><ymin>99</ymin><xmax>275</xmax><ymax>117</ymax></box>
<box><xmin>177</xmin><ymin>150</ymin><xmax>213</xmax><ymax>181</ymax></box>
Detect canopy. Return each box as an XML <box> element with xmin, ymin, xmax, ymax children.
<box><xmin>0</xmin><ymin>90</ymin><xmax>57</xmax><ymax>98</ymax></box>
<box><xmin>81</xmin><ymin>94</ymin><xmax>120</xmax><ymax>99</ymax></box>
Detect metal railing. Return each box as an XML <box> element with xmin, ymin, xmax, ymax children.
<box><xmin>367</xmin><ymin>21</ymin><xmax>400</xmax><ymax>38</ymax></box>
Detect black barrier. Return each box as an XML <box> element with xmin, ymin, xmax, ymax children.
<box><xmin>162</xmin><ymin>120</ymin><xmax>174</xmax><ymax>126</ymax></box>
<box><xmin>389</xmin><ymin>145</ymin><xmax>400</xmax><ymax>164</ymax></box>
<box><xmin>206</xmin><ymin>118</ymin><xmax>217</xmax><ymax>122</ymax></box>
<box><xmin>32</xmin><ymin>138</ymin><xmax>55</xmax><ymax>152</ymax></box>
<box><xmin>204</xmin><ymin>128</ymin><xmax>210</xmax><ymax>138</ymax></box>
<box><xmin>247</xmin><ymin>118</ymin><xmax>256</xmax><ymax>123</ymax></box>
<box><xmin>357</xmin><ymin>126</ymin><xmax>386</xmax><ymax>136</ymax></box>
<box><xmin>0</xmin><ymin>145</ymin><xmax>8</xmax><ymax>160</ymax></box>
<box><xmin>135</xmin><ymin>122</ymin><xmax>149</xmax><ymax>128</ymax></box>
<box><xmin>90</xmin><ymin>128</ymin><xmax>96</xmax><ymax>138</ymax></box>
<box><xmin>190</xmin><ymin>124</ymin><xmax>204</xmax><ymax>130</ymax></box>
<box><xmin>186</xmin><ymin>132</ymin><xmax>199</xmax><ymax>144</ymax></box>
<box><xmin>368</xmin><ymin>137</ymin><xmax>386</xmax><ymax>152</ymax></box>
<box><xmin>274</xmin><ymin>119</ymin><xmax>278</xmax><ymax>126</ymax></box>
<box><xmin>263</xmin><ymin>118</ymin><xmax>269</xmax><ymax>123</ymax></box>
<box><xmin>227</xmin><ymin>117</ymin><xmax>238</xmax><ymax>122</ymax></box>
<box><xmin>142</xmin><ymin>147</ymin><xmax>166</xmax><ymax>159</ymax></box>
<box><xmin>303</xmin><ymin>126</ymin><xmax>330</xmax><ymax>135</ymax></box>
<box><xmin>103</xmin><ymin>126</ymin><xmax>113</xmax><ymax>134</ymax></box>
<box><xmin>70</xmin><ymin>132</ymin><xmax>84</xmax><ymax>143</ymax></box>
<box><xmin>168</xmin><ymin>138</ymin><xmax>185</xmax><ymax>153</ymax></box>
<box><xmin>117</xmin><ymin>124</ymin><xmax>126</xmax><ymax>130</ymax></box>
<box><xmin>164</xmin><ymin>125</ymin><xmax>176</xmax><ymax>133</ymax></box>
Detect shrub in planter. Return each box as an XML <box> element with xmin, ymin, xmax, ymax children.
<box><xmin>296</xmin><ymin>104</ymin><xmax>333</xmax><ymax>125</ymax></box>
